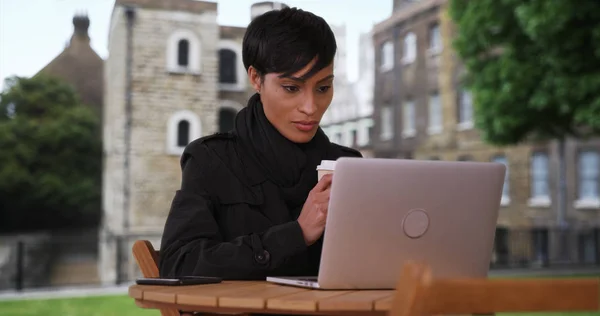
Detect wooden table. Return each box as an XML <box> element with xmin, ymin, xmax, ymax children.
<box><xmin>129</xmin><ymin>281</ymin><xmax>395</xmax><ymax>315</ymax></box>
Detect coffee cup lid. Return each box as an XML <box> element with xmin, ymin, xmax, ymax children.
<box><xmin>316</xmin><ymin>160</ymin><xmax>336</xmax><ymax>171</ymax></box>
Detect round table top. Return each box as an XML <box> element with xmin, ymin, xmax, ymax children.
<box><xmin>129</xmin><ymin>280</ymin><xmax>395</xmax><ymax>315</ymax></box>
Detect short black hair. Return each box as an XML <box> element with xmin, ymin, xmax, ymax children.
<box><xmin>242</xmin><ymin>7</ymin><xmax>337</xmax><ymax>80</ymax></box>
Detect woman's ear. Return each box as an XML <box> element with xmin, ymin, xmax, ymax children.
<box><xmin>248</xmin><ymin>66</ymin><xmax>262</xmax><ymax>93</ymax></box>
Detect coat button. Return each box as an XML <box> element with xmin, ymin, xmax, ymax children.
<box><xmin>254</xmin><ymin>250</ymin><xmax>270</xmax><ymax>264</ymax></box>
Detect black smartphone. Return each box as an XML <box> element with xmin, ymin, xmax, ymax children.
<box><xmin>135</xmin><ymin>276</ymin><xmax>222</xmax><ymax>286</ymax></box>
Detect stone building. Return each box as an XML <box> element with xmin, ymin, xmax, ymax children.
<box><xmin>372</xmin><ymin>0</ymin><xmax>599</xmax><ymax>264</ymax></box>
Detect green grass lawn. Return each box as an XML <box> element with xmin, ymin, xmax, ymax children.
<box><xmin>0</xmin><ymin>274</ymin><xmax>598</xmax><ymax>316</ymax></box>
<box><xmin>0</xmin><ymin>295</ymin><xmax>159</xmax><ymax>316</ymax></box>
<box><xmin>1</xmin><ymin>293</ymin><xmax>598</xmax><ymax>316</ymax></box>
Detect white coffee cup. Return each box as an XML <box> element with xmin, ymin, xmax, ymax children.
<box><xmin>316</xmin><ymin>160</ymin><xmax>336</xmax><ymax>181</ymax></box>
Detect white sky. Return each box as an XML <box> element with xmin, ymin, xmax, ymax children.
<box><xmin>0</xmin><ymin>0</ymin><xmax>391</xmax><ymax>91</ymax></box>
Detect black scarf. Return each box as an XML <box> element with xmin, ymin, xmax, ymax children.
<box><xmin>233</xmin><ymin>93</ymin><xmax>331</xmax><ymax>214</ymax></box>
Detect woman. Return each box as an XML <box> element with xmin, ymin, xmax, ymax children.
<box><xmin>158</xmin><ymin>6</ymin><xmax>362</xmax><ymax>281</ymax></box>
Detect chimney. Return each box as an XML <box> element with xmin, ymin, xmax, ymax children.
<box><xmin>72</xmin><ymin>13</ymin><xmax>90</xmax><ymax>43</ymax></box>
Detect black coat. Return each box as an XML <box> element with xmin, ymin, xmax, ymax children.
<box><xmin>158</xmin><ymin>131</ymin><xmax>362</xmax><ymax>280</ymax></box>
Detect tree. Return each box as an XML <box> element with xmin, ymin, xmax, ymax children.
<box><xmin>449</xmin><ymin>0</ymin><xmax>600</xmax><ymax>227</ymax></box>
<box><xmin>0</xmin><ymin>74</ymin><xmax>102</xmax><ymax>233</ymax></box>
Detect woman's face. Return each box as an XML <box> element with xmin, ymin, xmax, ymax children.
<box><xmin>249</xmin><ymin>59</ymin><xmax>334</xmax><ymax>143</ymax></box>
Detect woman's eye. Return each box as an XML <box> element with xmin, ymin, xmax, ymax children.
<box><xmin>318</xmin><ymin>86</ymin><xmax>331</xmax><ymax>93</ymax></box>
<box><xmin>282</xmin><ymin>85</ymin><xmax>299</xmax><ymax>93</ymax></box>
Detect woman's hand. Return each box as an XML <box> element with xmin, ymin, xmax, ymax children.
<box><xmin>297</xmin><ymin>174</ymin><xmax>333</xmax><ymax>246</ymax></box>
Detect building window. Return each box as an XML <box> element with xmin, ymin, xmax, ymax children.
<box><xmin>166</xmin><ymin>29</ymin><xmax>201</xmax><ymax>74</ymax></box>
<box><xmin>427</xmin><ymin>92</ymin><xmax>442</xmax><ymax>134</ymax></box>
<box><xmin>219</xmin><ymin>49</ymin><xmax>237</xmax><ymax>84</ymax></box>
<box><xmin>218</xmin><ymin>100</ymin><xmax>243</xmax><ymax>133</ymax></box>
<box><xmin>458</xmin><ymin>88</ymin><xmax>473</xmax><ymax>130</ymax></box>
<box><xmin>380</xmin><ymin>41</ymin><xmax>394</xmax><ymax>72</ymax></box>
<box><xmin>358</xmin><ymin>118</ymin><xmax>374</xmax><ymax>147</ymax></box>
<box><xmin>529</xmin><ymin>152</ymin><xmax>551</xmax><ymax>207</ymax></box>
<box><xmin>492</xmin><ymin>155</ymin><xmax>510</xmax><ymax>206</ymax></box>
<box><xmin>402</xmin><ymin>100</ymin><xmax>416</xmax><ymax>138</ymax></box>
<box><xmin>380</xmin><ymin>105</ymin><xmax>393</xmax><ymax>140</ymax></box>
<box><xmin>177</xmin><ymin>120</ymin><xmax>190</xmax><ymax>146</ymax></box>
<box><xmin>218</xmin><ymin>40</ymin><xmax>245</xmax><ymax>91</ymax></box>
<box><xmin>578</xmin><ymin>230</ymin><xmax>598</xmax><ymax>264</ymax></box>
<box><xmin>326</xmin><ymin>126</ymin><xmax>341</xmax><ymax>144</ymax></box>
<box><xmin>177</xmin><ymin>39</ymin><xmax>189</xmax><ymax>66</ymax></box>
<box><xmin>339</xmin><ymin>122</ymin><xmax>358</xmax><ymax>148</ymax></box>
<box><xmin>402</xmin><ymin>32</ymin><xmax>416</xmax><ymax>64</ymax></box>
<box><xmin>218</xmin><ymin>108</ymin><xmax>237</xmax><ymax>133</ymax></box>
<box><xmin>575</xmin><ymin>150</ymin><xmax>600</xmax><ymax>208</ymax></box>
<box><xmin>167</xmin><ymin>110</ymin><xmax>202</xmax><ymax>155</ymax></box>
<box><xmin>428</xmin><ymin>23</ymin><xmax>442</xmax><ymax>55</ymax></box>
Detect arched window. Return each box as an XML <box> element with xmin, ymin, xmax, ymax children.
<box><xmin>218</xmin><ymin>100</ymin><xmax>243</xmax><ymax>133</ymax></box>
<box><xmin>167</xmin><ymin>110</ymin><xmax>201</xmax><ymax>155</ymax></box>
<box><xmin>218</xmin><ymin>108</ymin><xmax>237</xmax><ymax>133</ymax></box>
<box><xmin>219</xmin><ymin>49</ymin><xmax>237</xmax><ymax>84</ymax></box>
<box><xmin>217</xmin><ymin>40</ymin><xmax>245</xmax><ymax>91</ymax></box>
<box><xmin>166</xmin><ymin>29</ymin><xmax>201</xmax><ymax>74</ymax></box>
<box><xmin>177</xmin><ymin>39</ymin><xmax>189</xmax><ymax>67</ymax></box>
<box><xmin>177</xmin><ymin>120</ymin><xmax>190</xmax><ymax>146</ymax></box>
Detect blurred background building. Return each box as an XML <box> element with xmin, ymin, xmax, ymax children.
<box><xmin>321</xmin><ymin>29</ymin><xmax>375</xmax><ymax>158</ymax></box>
<box><xmin>371</xmin><ymin>0</ymin><xmax>599</xmax><ymax>265</ymax></box>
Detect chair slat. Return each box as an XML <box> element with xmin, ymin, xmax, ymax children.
<box><xmin>132</xmin><ymin>240</ymin><xmax>179</xmax><ymax>316</ymax></box>
<box><xmin>389</xmin><ymin>262</ymin><xmax>600</xmax><ymax>316</ymax></box>
<box><xmin>426</xmin><ymin>278</ymin><xmax>600</xmax><ymax>314</ymax></box>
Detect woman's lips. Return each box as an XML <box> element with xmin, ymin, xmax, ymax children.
<box><xmin>293</xmin><ymin>121</ymin><xmax>318</xmax><ymax>132</ymax></box>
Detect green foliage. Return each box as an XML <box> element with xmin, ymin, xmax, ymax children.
<box><xmin>448</xmin><ymin>0</ymin><xmax>600</xmax><ymax>145</ymax></box>
<box><xmin>0</xmin><ymin>74</ymin><xmax>102</xmax><ymax>232</ymax></box>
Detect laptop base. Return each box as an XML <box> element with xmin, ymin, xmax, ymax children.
<box><xmin>266</xmin><ymin>276</ymin><xmax>321</xmax><ymax>289</ymax></box>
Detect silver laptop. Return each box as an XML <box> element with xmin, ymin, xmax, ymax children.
<box><xmin>266</xmin><ymin>157</ymin><xmax>505</xmax><ymax>290</ymax></box>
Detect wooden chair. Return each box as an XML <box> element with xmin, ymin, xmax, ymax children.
<box><xmin>389</xmin><ymin>261</ymin><xmax>600</xmax><ymax>316</ymax></box>
<box><xmin>132</xmin><ymin>240</ymin><xmax>180</xmax><ymax>316</ymax></box>
<box><xmin>132</xmin><ymin>240</ymin><xmax>248</xmax><ymax>316</ymax></box>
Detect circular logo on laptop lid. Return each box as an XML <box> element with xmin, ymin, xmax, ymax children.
<box><xmin>402</xmin><ymin>209</ymin><xmax>430</xmax><ymax>239</ymax></box>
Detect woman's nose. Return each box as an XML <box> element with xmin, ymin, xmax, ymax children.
<box><xmin>299</xmin><ymin>93</ymin><xmax>317</xmax><ymax>115</ymax></box>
